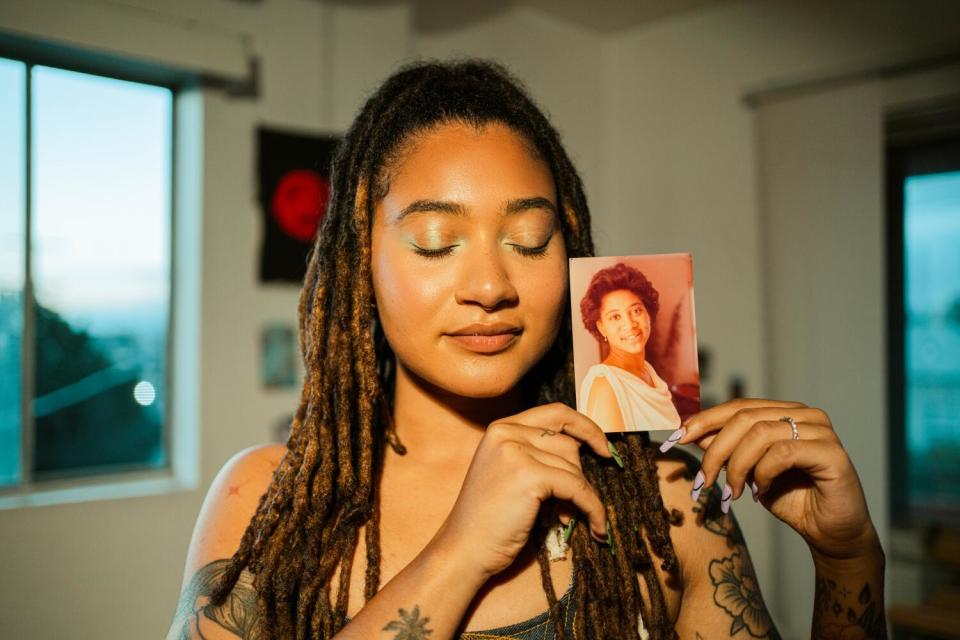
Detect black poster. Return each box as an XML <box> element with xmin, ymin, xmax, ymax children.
<box><xmin>258</xmin><ymin>126</ymin><xmax>339</xmax><ymax>283</ymax></box>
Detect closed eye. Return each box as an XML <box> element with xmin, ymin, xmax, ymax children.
<box><xmin>412</xmin><ymin>242</ymin><xmax>550</xmax><ymax>260</ymax></box>
<box><xmin>412</xmin><ymin>245</ymin><xmax>456</xmax><ymax>260</ymax></box>
<box><xmin>510</xmin><ymin>242</ymin><xmax>550</xmax><ymax>258</ymax></box>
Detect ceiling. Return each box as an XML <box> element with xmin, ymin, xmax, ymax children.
<box><xmin>523</xmin><ymin>0</ymin><xmax>730</xmax><ymax>34</ymax></box>
<box><xmin>320</xmin><ymin>0</ymin><xmax>731</xmax><ymax>34</ymax></box>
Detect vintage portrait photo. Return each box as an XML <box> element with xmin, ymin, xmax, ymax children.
<box><xmin>570</xmin><ymin>253</ymin><xmax>700</xmax><ymax>432</ymax></box>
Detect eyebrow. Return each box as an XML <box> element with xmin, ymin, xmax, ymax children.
<box><xmin>603</xmin><ymin>303</ymin><xmax>643</xmax><ymax>318</ymax></box>
<box><xmin>395</xmin><ymin>196</ymin><xmax>558</xmax><ymax>223</ymax></box>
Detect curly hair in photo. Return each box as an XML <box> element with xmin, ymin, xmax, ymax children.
<box><xmin>209</xmin><ymin>59</ymin><xmax>682</xmax><ymax>639</ymax></box>
<box><xmin>580</xmin><ymin>262</ymin><xmax>660</xmax><ymax>344</ymax></box>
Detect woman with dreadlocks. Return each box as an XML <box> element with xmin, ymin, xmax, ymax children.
<box><xmin>167</xmin><ymin>60</ymin><xmax>885</xmax><ymax>640</ymax></box>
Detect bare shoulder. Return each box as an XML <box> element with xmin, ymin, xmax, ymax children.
<box><xmin>183</xmin><ymin>443</ymin><xmax>287</xmax><ymax>575</ymax></box>
<box><xmin>586</xmin><ymin>375</ymin><xmax>624</xmax><ymax>429</ymax></box>
<box><xmin>652</xmin><ymin>447</ymin><xmax>739</xmax><ymax>580</ymax></box>
<box><xmin>586</xmin><ymin>372</ymin><xmax>615</xmax><ymax>406</ymax></box>
<box><xmin>166</xmin><ymin>443</ymin><xmax>286</xmax><ymax>640</ymax></box>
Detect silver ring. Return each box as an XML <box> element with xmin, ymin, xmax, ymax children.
<box><xmin>780</xmin><ymin>416</ymin><xmax>799</xmax><ymax>440</ymax></box>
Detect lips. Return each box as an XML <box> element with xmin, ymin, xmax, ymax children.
<box><xmin>446</xmin><ymin>322</ymin><xmax>522</xmax><ymax>354</ymax></box>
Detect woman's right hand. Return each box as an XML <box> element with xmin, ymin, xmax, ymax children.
<box><xmin>432</xmin><ymin>402</ymin><xmax>614</xmax><ymax>580</ymax></box>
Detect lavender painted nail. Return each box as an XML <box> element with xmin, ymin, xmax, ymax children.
<box><xmin>690</xmin><ymin>470</ymin><xmax>704</xmax><ymax>502</ymax></box>
<box><xmin>721</xmin><ymin>484</ymin><xmax>733</xmax><ymax>514</ymax></box>
<box><xmin>659</xmin><ymin>427</ymin><xmax>686</xmax><ymax>453</ymax></box>
<box><xmin>750</xmin><ymin>481</ymin><xmax>759</xmax><ymax>502</ymax></box>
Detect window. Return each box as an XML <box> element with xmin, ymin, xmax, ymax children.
<box><xmin>0</xmin><ymin>58</ymin><xmax>173</xmax><ymax>489</ymax></box>
<box><xmin>888</xmin><ymin>133</ymin><xmax>960</xmax><ymax>525</ymax></box>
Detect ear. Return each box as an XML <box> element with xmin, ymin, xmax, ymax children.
<box><xmin>595</xmin><ymin>320</ymin><xmax>606</xmax><ymax>340</ymax></box>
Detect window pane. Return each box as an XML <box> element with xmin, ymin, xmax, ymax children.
<box><xmin>31</xmin><ymin>66</ymin><xmax>171</xmax><ymax>478</ymax></box>
<box><xmin>904</xmin><ymin>170</ymin><xmax>960</xmax><ymax>512</ymax></box>
<box><xmin>0</xmin><ymin>58</ymin><xmax>25</xmax><ymax>487</ymax></box>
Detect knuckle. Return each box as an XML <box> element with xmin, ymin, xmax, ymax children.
<box><xmin>824</xmin><ymin>426</ymin><xmax>841</xmax><ymax>444</ymax></box>
<box><xmin>770</xmin><ymin>440</ymin><xmax>793</xmax><ymax>459</ymax></box>
<box><xmin>810</xmin><ymin>407</ymin><xmax>831</xmax><ymax>425</ymax></box>
<box><xmin>549</xmin><ymin>401</ymin><xmax>569</xmax><ymax>416</ymax></box>
<box><xmin>487</xmin><ymin>421</ymin><xmax>508</xmax><ymax>439</ymax></box>
<box><xmin>558</xmin><ymin>434</ymin><xmax>580</xmax><ymax>454</ymax></box>
<box><xmin>753</xmin><ymin>420</ymin><xmax>777</xmax><ymax>438</ymax></box>
<box><xmin>499</xmin><ymin>439</ymin><xmax>526</xmax><ymax>460</ymax></box>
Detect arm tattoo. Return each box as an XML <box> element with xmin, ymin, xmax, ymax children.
<box><xmin>667</xmin><ymin>449</ymin><xmax>781</xmax><ymax>638</ymax></box>
<box><xmin>699</xmin><ymin>485</ymin><xmax>781</xmax><ymax>638</ymax></box>
<box><xmin>708</xmin><ymin>551</ymin><xmax>780</xmax><ymax>639</ymax></box>
<box><xmin>812</xmin><ymin>578</ymin><xmax>887</xmax><ymax>639</ymax></box>
<box><xmin>382</xmin><ymin>605</ymin><xmax>433</xmax><ymax>640</ymax></box>
<box><xmin>170</xmin><ymin>559</ymin><xmax>262</xmax><ymax>639</ymax></box>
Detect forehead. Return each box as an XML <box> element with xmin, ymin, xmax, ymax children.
<box><xmin>601</xmin><ymin>289</ymin><xmax>644</xmax><ymax>312</ymax></box>
<box><xmin>378</xmin><ymin>121</ymin><xmax>555</xmax><ymax>213</ymax></box>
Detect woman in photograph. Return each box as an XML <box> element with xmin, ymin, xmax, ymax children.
<box><xmin>578</xmin><ymin>263</ymin><xmax>681</xmax><ymax>433</ymax></box>
<box><xmin>167</xmin><ymin>60</ymin><xmax>885</xmax><ymax>640</ymax></box>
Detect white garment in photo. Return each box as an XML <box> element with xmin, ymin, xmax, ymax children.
<box><xmin>579</xmin><ymin>361</ymin><xmax>681</xmax><ymax>431</ymax></box>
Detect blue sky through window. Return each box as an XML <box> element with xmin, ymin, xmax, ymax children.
<box><xmin>31</xmin><ymin>65</ymin><xmax>172</xmax><ymax>330</ymax></box>
<box><xmin>0</xmin><ymin>61</ymin><xmax>173</xmax><ymax>484</ymax></box>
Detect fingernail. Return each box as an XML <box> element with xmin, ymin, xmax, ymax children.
<box><xmin>690</xmin><ymin>470</ymin><xmax>704</xmax><ymax>502</ymax></box>
<box><xmin>750</xmin><ymin>481</ymin><xmax>759</xmax><ymax>502</ymax></box>
<box><xmin>562</xmin><ymin>517</ymin><xmax>577</xmax><ymax>543</ymax></box>
<box><xmin>721</xmin><ymin>484</ymin><xmax>732</xmax><ymax>514</ymax></box>
<box><xmin>606</xmin><ymin>521</ymin><xmax>615</xmax><ymax>556</ymax></box>
<box><xmin>658</xmin><ymin>427</ymin><xmax>686</xmax><ymax>453</ymax></box>
<box><xmin>607</xmin><ymin>441</ymin><xmax>624</xmax><ymax>468</ymax></box>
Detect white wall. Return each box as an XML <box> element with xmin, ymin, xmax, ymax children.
<box><xmin>2</xmin><ymin>0</ymin><xmax>960</xmax><ymax>637</ymax></box>
<box><xmin>757</xmin><ymin>80</ymin><xmax>886</xmax><ymax>637</ymax></box>
<box><xmin>603</xmin><ymin>0</ymin><xmax>960</xmax><ymax>635</ymax></box>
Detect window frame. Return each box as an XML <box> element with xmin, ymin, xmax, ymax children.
<box><xmin>0</xmin><ymin>40</ymin><xmax>198</xmax><ymax>507</ymax></box>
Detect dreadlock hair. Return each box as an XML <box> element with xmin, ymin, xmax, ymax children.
<box><xmin>211</xmin><ymin>58</ymin><xmax>682</xmax><ymax>639</ymax></box>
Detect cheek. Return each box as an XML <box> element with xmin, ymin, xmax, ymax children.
<box><xmin>520</xmin><ymin>261</ymin><xmax>567</xmax><ymax>333</ymax></box>
<box><xmin>372</xmin><ymin>244</ymin><xmax>449</xmax><ymax>337</ymax></box>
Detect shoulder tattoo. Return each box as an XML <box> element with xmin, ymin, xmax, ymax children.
<box><xmin>171</xmin><ymin>559</ymin><xmax>263</xmax><ymax>640</ymax></box>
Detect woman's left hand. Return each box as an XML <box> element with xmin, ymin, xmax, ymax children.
<box><xmin>660</xmin><ymin>398</ymin><xmax>879</xmax><ymax>562</ymax></box>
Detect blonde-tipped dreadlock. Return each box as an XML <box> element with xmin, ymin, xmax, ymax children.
<box><xmin>212</xmin><ymin>59</ymin><xmax>681</xmax><ymax>639</ymax></box>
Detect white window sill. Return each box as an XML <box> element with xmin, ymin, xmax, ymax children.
<box><xmin>0</xmin><ymin>470</ymin><xmax>197</xmax><ymax>510</ymax></box>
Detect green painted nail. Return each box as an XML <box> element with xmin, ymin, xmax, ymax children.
<box><xmin>606</xmin><ymin>521</ymin><xmax>615</xmax><ymax>556</ymax></box>
<box><xmin>607</xmin><ymin>441</ymin><xmax>624</xmax><ymax>468</ymax></box>
<box><xmin>562</xmin><ymin>517</ymin><xmax>577</xmax><ymax>543</ymax></box>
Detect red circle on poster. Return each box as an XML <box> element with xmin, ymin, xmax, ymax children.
<box><xmin>271</xmin><ymin>169</ymin><xmax>330</xmax><ymax>243</ymax></box>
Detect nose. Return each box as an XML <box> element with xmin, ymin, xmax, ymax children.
<box><xmin>454</xmin><ymin>244</ymin><xmax>519</xmax><ymax>311</ymax></box>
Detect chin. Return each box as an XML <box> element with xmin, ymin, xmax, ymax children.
<box><xmin>435</xmin><ymin>363</ymin><xmax>527</xmax><ymax>399</ymax></box>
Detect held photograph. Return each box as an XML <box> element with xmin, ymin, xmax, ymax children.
<box><xmin>571</xmin><ymin>253</ymin><xmax>700</xmax><ymax>432</ymax></box>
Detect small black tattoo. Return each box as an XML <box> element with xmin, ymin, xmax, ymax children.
<box><xmin>692</xmin><ymin>484</ymin><xmax>745</xmax><ymax>547</ymax></box>
<box><xmin>540</xmin><ymin>429</ymin><xmax>557</xmax><ymax>437</ymax></box>
<box><xmin>383</xmin><ymin>605</ymin><xmax>433</xmax><ymax>640</ymax></box>
<box><xmin>813</xmin><ymin>578</ymin><xmax>887</xmax><ymax>639</ymax></box>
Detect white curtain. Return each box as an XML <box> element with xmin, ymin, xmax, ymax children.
<box><xmin>754</xmin><ymin>80</ymin><xmax>888</xmax><ymax>638</ymax></box>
